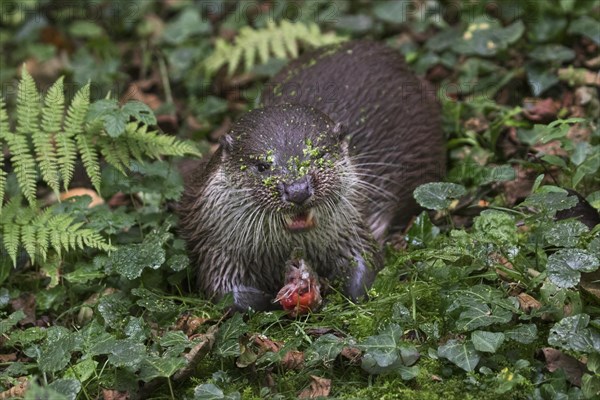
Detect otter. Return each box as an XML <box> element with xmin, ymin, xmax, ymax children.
<box><xmin>179</xmin><ymin>41</ymin><xmax>445</xmax><ymax>311</ymax></box>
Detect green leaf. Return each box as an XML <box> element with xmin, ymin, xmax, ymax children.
<box><xmin>121</xmin><ymin>101</ymin><xmax>157</xmax><ymax>126</ymax></box>
<box><xmin>48</xmin><ymin>379</ymin><xmax>81</xmax><ymax>400</ymax></box>
<box><xmin>529</xmin><ymin>45</ymin><xmax>575</xmax><ymax>63</ymax></box>
<box><xmin>471</xmin><ymin>331</ymin><xmax>505</xmax><ymax>353</ymax></box>
<box><xmin>521</xmin><ymin>189</ymin><xmax>579</xmax><ymax>213</ymax></box>
<box><xmin>405</xmin><ymin>212</ymin><xmax>440</xmax><ymax>248</ymax></box>
<box><xmin>548</xmin><ymin>314</ymin><xmax>600</xmax><ymax>353</ymax></box>
<box><xmin>162</xmin><ymin>8</ymin><xmax>211</xmax><ymax>45</ymax></box>
<box><xmin>138</xmin><ymin>354</ymin><xmax>187</xmax><ymax>382</ymax></box>
<box><xmin>568</xmin><ymin>16</ymin><xmax>600</xmax><ymax>45</ymax></box>
<box><xmin>545</xmin><ymin>220</ymin><xmax>588</xmax><ymax>247</ymax></box>
<box><xmin>455</xmin><ymin>301</ymin><xmax>513</xmax><ymax>331</ymax></box>
<box><xmin>194</xmin><ymin>383</ymin><xmax>235</xmax><ymax>400</ymax></box>
<box><xmin>438</xmin><ymin>339</ymin><xmax>480</xmax><ymax>372</ymax></box>
<box><xmin>24</xmin><ymin>382</ymin><xmax>68</xmax><ymax>400</ymax></box>
<box><xmin>373</xmin><ymin>1</ymin><xmax>407</xmax><ymax>24</ymax></box>
<box><xmin>109</xmin><ymin>229</ymin><xmax>169</xmax><ymax>279</ymax></box>
<box><xmin>473</xmin><ymin>210</ymin><xmax>517</xmax><ymax>245</ymax></box>
<box><xmin>68</xmin><ymin>20</ymin><xmax>104</xmax><ymax>38</ymax></box>
<box><xmin>505</xmin><ymin>324</ymin><xmax>538</xmax><ymax>345</ymax></box>
<box><xmin>546</xmin><ymin>248</ymin><xmax>599</xmax><ymax>288</ymax></box>
<box><xmin>38</xmin><ymin>327</ymin><xmax>80</xmax><ymax>373</ymax></box>
<box><xmin>526</xmin><ymin>63</ymin><xmax>560</xmax><ymax>96</ymax></box>
<box><xmin>64</xmin><ymin>358</ymin><xmax>98</xmax><ymax>383</ymax></box>
<box><xmin>359</xmin><ymin>323</ymin><xmax>419</xmax><ymax>377</ymax></box>
<box><xmin>305</xmin><ymin>334</ymin><xmax>346</xmax><ymax>367</ymax></box>
<box><xmin>107</xmin><ymin>339</ymin><xmax>146</xmax><ymax>368</ymax></box>
<box><xmin>215</xmin><ymin>313</ymin><xmax>247</xmax><ymax>358</ymax></box>
<box><xmin>0</xmin><ymin>310</ymin><xmax>26</xmax><ymax>335</ymax></box>
<box><xmin>413</xmin><ymin>182</ymin><xmax>466</xmax><ymax>210</ymax></box>
<box><xmin>454</xmin><ymin>19</ymin><xmax>524</xmax><ymax>56</ymax></box>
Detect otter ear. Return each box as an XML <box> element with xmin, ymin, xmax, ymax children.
<box><xmin>220</xmin><ymin>134</ymin><xmax>235</xmax><ymax>154</ymax></box>
<box><xmin>332</xmin><ymin>122</ymin><xmax>348</xmax><ymax>142</ymax></box>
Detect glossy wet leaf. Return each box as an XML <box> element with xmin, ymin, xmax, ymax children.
<box><xmin>472</xmin><ymin>331</ymin><xmax>505</xmax><ymax>353</ymax></box>
<box><xmin>545</xmin><ymin>220</ymin><xmax>588</xmax><ymax>247</ymax></box>
<box><xmin>547</xmin><ymin>249</ymin><xmax>599</xmax><ymax>288</ymax></box>
<box><xmin>139</xmin><ymin>354</ymin><xmax>187</xmax><ymax>382</ymax></box>
<box><xmin>438</xmin><ymin>339</ymin><xmax>480</xmax><ymax>372</ymax></box>
<box><xmin>413</xmin><ymin>182</ymin><xmax>466</xmax><ymax>210</ymax></box>
<box><xmin>215</xmin><ymin>313</ymin><xmax>247</xmax><ymax>358</ymax></box>
<box><xmin>549</xmin><ymin>314</ymin><xmax>600</xmax><ymax>353</ymax></box>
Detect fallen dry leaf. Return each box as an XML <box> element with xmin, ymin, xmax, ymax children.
<box><xmin>299</xmin><ymin>375</ymin><xmax>331</xmax><ymax>399</ymax></box>
<box><xmin>282</xmin><ymin>350</ymin><xmax>305</xmax><ymax>370</ymax></box>
<box><xmin>0</xmin><ymin>353</ymin><xmax>17</xmax><ymax>363</ymax></box>
<box><xmin>101</xmin><ymin>389</ymin><xmax>129</xmax><ymax>400</ymax></box>
<box><xmin>0</xmin><ymin>377</ymin><xmax>28</xmax><ymax>400</ymax></box>
<box><xmin>541</xmin><ymin>348</ymin><xmax>587</xmax><ymax>386</ymax></box>
<box><xmin>60</xmin><ymin>188</ymin><xmax>104</xmax><ymax>208</ymax></box>
<box><xmin>10</xmin><ymin>293</ymin><xmax>36</xmax><ymax>326</ymax></box>
<box><xmin>523</xmin><ymin>98</ymin><xmax>561</xmax><ymax>123</ymax></box>
<box><xmin>517</xmin><ymin>293</ymin><xmax>542</xmax><ymax>313</ymax></box>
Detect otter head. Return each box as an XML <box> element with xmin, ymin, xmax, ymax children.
<box><xmin>219</xmin><ymin>104</ymin><xmax>351</xmax><ymax>234</ymax></box>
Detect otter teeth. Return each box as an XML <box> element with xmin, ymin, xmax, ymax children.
<box><xmin>285</xmin><ymin>209</ymin><xmax>316</xmax><ymax>232</ymax></box>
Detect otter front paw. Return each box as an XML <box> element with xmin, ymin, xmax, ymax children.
<box><xmin>230</xmin><ymin>285</ymin><xmax>279</xmax><ymax>312</ymax></box>
<box><xmin>343</xmin><ymin>252</ymin><xmax>380</xmax><ymax>301</ymax></box>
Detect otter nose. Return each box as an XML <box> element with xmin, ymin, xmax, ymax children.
<box><xmin>282</xmin><ymin>178</ymin><xmax>312</xmax><ymax>205</ymax></box>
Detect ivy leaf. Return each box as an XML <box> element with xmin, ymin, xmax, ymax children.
<box><xmin>47</xmin><ymin>379</ymin><xmax>81</xmax><ymax>400</ymax></box>
<box><xmin>473</xmin><ymin>210</ymin><xmax>517</xmax><ymax>246</ymax></box>
<box><xmin>64</xmin><ymin>358</ymin><xmax>98</xmax><ymax>383</ymax></box>
<box><xmin>194</xmin><ymin>383</ymin><xmax>241</xmax><ymax>400</ymax></box>
<box><xmin>162</xmin><ymin>8</ymin><xmax>211</xmax><ymax>45</ymax></box>
<box><xmin>455</xmin><ymin>302</ymin><xmax>513</xmax><ymax>331</ymax></box>
<box><xmin>405</xmin><ymin>212</ymin><xmax>439</xmax><ymax>248</ymax></box>
<box><xmin>38</xmin><ymin>327</ymin><xmax>80</xmax><ymax>373</ymax></box>
<box><xmin>305</xmin><ymin>334</ymin><xmax>346</xmax><ymax>367</ymax></box>
<box><xmin>215</xmin><ymin>313</ymin><xmax>247</xmax><ymax>358</ymax></box>
<box><xmin>373</xmin><ymin>1</ymin><xmax>407</xmax><ymax>24</ymax></box>
<box><xmin>521</xmin><ymin>190</ymin><xmax>579</xmax><ymax>213</ymax></box>
<box><xmin>359</xmin><ymin>324</ymin><xmax>419</xmax><ymax>377</ymax></box>
<box><xmin>546</xmin><ymin>249</ymin><xmax>599</xmax><ymax>288</ymax></box>
<box><xmin>413</xmin><ymin>182</ymin><xmax>466</xmax><ymax>210</ymax></box>
<box><xmin>529</xmin><ymin>45</ymin><xmax>575</xmax><ymax>63</ymax></box>
<box><xmin>438</xmin><ymin>339</ymin><xmax>480</xmax><ymax>372</ymax></box>
<box><xmin>545</xmin><ymin>220</ymin><xmax>588</xmax><ymax>248</ymax></box>
<box><xmin>109</xmin><ymin>229</ymin><xmax>170</xmax><ymax>279</ymax></box>
<box><xmin>471</xmin><ymin>331</ymin><xmax>505</xmax><ymax>353</ymax></box>
<box><xmin>0</xmin><ymin>310</ymin><xmax>26</xmax><ymax>335</ymax></box>
<box><xmin>139</xmin><ymin>354</ymin><xmax>187</xmax><ymax>382</ymax></box>
<box><xmin>568</xmin><ymin>16</ymin><xmax>600</xmax><ymax>45</ymax></box>
<box><xmin>96</xmin><ymin>292</ymin><xmax>133</xmax><ymax>328</ymax></box>
<box><xmin>107</xmin><ymin>339</ymin><xmax>147</xmax><ymax>368</ymax></box>
<box><xmin>453</xmin><ymin>19</ymin><xmax>524</xmax><ymax>56</ymax></box>
<box><xmin>505</xmin><ymin>324</ymin><xmax>538</xmax><ymax>345</ymax></box>
<box><xmin>549</xmin><ymin>314</ymin><xmax>600</xmax><ymax>353</ymax></box>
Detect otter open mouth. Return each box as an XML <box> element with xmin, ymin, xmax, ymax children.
<box><xmin>285</xmin><ymin>209</ymin><xmax>316</xmax><ymax>232</ymax></box>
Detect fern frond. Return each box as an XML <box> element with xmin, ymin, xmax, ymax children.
<box><xmin>9</xmin><ymin>68</ymin><xmax>41</xmax><ymax>206</ymax></box>
<box><xmin>122</xmin><ymin>123</ymin><xmax>200</xmax><ymax>160</ymax></box>
<box><xmin>98</xmin><ymin>136</ymin><xmax>129</xmax><ymax>175</ymax></box>
<box><xmin>58</xmin><ymin>83</ymin><xmax>90</xmax><ymax>190</ymax></box>
<box><xmin>5</xmin><ymin>132</ymin><xmax>37</xmax><ymax>206</ymax></box>
<box><xmin>36</xmin><ymin>76</ymin><xmax>64</xmax><ymax>194</ymax></box>
<box><xmin>75</xmin><ymin>132</ymin><xmax>101</xmax><ymax>193</ymax></box>
<box><xmin>204</xmin><ymin>20</ymin><xmax>346</xmax><ymax>76</ymax></box>
<box><xmin>16</xmin><ymin>67</ymin><xmax>41</xmax><ymax>137</ymax></box>
<box><xmin>3</xmin><ymin>221</ymin><xmax>20</xmax><ymax>266</ymax></box>
<box><xmin>0</xmin><ymin>98</ymin><xmax>9</xmax><ymax>209</ymax></box>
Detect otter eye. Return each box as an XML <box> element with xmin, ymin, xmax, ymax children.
<box><xmin>256</xmin><ymin>162</ymin><xmax>271</xmax><ymax>172</ymax></box>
